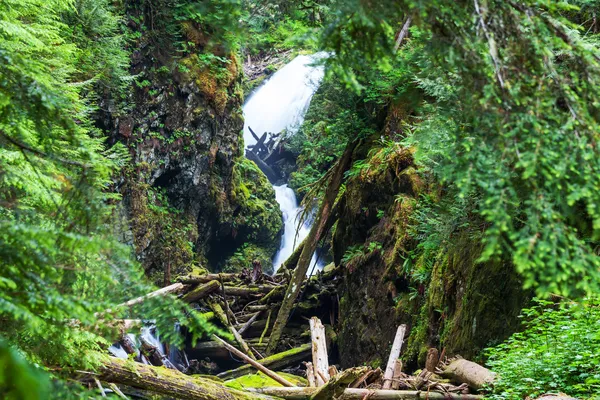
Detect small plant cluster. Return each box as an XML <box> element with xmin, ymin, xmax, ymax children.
<box><xmin>485</xmin><ymin>299</ymin><xmax>600</xmax><ymax>399</ymax></box>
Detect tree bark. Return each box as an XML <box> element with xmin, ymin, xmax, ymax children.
<box><xmin>309</xmin><ymin>317</ymin><xmax>330</xmax><ymax>386</ymax></box>
<box><xmin>95</xmin><ymin>357</ymin><xmax>273</xmax><ymax>400</ymax></box>
<box><xmin>266</xmin><ymin>141</ymin><xmax>358</xmax><ymax>354</ymax></box>
<box><xmin>441</xmin><ymin>359</ymin><xmax>496</xmax><ymax>390</ymax></box>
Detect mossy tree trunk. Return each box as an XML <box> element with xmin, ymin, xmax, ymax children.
<box><xmin>266</xmin><ymin>140</ymin><xmax>358</xmax><ymax>354</ymax></box>
<box><xmin>96</xmin><ymin>357</ymin><xmax>273</xmax><ymax>400</ymax></box>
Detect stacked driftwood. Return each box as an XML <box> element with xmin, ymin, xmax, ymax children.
<box><xmin>248</xmin><ymin>321</ymin><xmax>490</xmax><ymax>400</ymax></box>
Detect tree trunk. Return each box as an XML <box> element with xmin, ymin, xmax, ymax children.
<box><xmin>309</xmin><ymin>317</ymin><xmax>330</xmax><ymax>386</ymax></box>
<box><xmin>441</xmin><ymin>359</ymin><xmax>496</xmax><ymax>390</ymax></box>
<box><xmin>266</xmin><ymin>141</ymin><xmax>358</xmax><ymax>354</ymax></box>
<box><xmin>382</xmin><ymin>325</ymin><xmax>407</xmax><ymax>389</ymax></box>
<box><xmin>95</xmin><ymin>357</ymin><xmax>273</xmax><ymax>400</ymax></box>
<box><xmin>394</xmin><ymin>16</ymin><xmax>412</xmax><ymax>52</ymax></box>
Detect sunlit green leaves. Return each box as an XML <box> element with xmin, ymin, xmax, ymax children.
<box><xmin>486</xmin><ymin>299</ymin><xmax>600</xmax><ymax>399</ymax></box>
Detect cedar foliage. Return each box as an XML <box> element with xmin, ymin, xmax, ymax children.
<box><xmin>320</xmin><ymin>0</ymin><xmax>600</xmax><ymax>296</ymax></box>
<box><xmin>0</xmin><ymin>0</ymin><xmax>229</xmax><ymax>396</ymax></box>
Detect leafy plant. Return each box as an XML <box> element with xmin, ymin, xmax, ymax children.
<box><xmin>486</xmin><ymin>299</ymin><xmax>600</xmax><ymax>399</ymax></box>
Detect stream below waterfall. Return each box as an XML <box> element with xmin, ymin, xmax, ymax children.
<box><xmin>243</xmin><ymin>53</ymin><xmax>326</xmax><ymax>274</ymax></box>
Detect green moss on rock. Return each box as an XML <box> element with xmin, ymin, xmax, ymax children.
<box><xmin>214</xmin><ymin>157</ymin><xmax>282</xmax><ymax>273</ymax></box>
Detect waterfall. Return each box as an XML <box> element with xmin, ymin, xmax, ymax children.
<box><xmin>243</xmin><ymin>53</ymin><xmax>326</xmax><ymax>147</ymax></box>
<box><xmin>271</xmin><ymin>185</ymin><xmax>320</xmax><ymax>272</ymax></box>
<box><xmin>243</xmin><ymin>54</ymin><xmax>326</xmax><ymax>274</ymax></box>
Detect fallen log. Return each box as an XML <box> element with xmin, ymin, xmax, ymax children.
<box><xmin>246</xmin><ymin>150</ymin><xmax>279</xmax><ymax>182</ymax></box>
<box><xmin>259</xmin><ymin>309</ymin><xmax>272</xmax><ymax>344</ymax></box>
<box><xmin>246</xmin><ymin>387</ymin><xmax>484</xmax><ymax>400</ymax></box>
<box><xmin>350</xmin><ymin>368</ymin><xmax>381</xmax><ymax>389</ymax></box>
<box><xmin>259</xmin><ymin>285</ymin><xmax>285</xmax><ymax>304</ymax></box>
<box><xmin>180</xmin><ymin>273</ymin><xmax>237</xmax><ymax>284</ymax></box>
<box><xmin>310</xmin><ymin>367</ymin><xmax>367</xmax><ymax>400</ymax></box>
<box><xmin>119</xmin><ymin>334</ymin><xmax>137</xmax><ymax>356</ymax></box>
<box><xmin>223</xmin><ymin>285</ymin><xmax>276</xmax><ymax>297</ymax></box>
<box><xmin>305</xmin><ymin>362</ymin><xmax>316</xmax><ymax>387</ymax></box>
<box><xmin>217</xmin><ymin>343</ymin><xmax>311</xmax><ymax>380</ymax></box>
<box><xmin>238</xmin><ymin>311</ymin><xmax>261</xmax><ymax>336</ymax></box>
<box><xmin>212</xmin><ymin>335</ymin><xmax>295</xmax><ymax>387</ymax></box>
<box><xmin>267</xmin><ymin>140</ymin><xmax>358</xmax><ymax>354</ymax></box>
<box><xmin>382</xmin><ymin>325</ymin><xmax>407</xmax><ymax>389</ymax></box>
<box><xmin>309</xmin><ymin>317</ymin><xmax>330</xmax><ymax>386</ymax></box>
<box><xmin>391</xmin><ymin>360</ymin><xmax>403</xmax><ymax>390</ymax></box>
<box><xmin>139</xmin><ymin>336</ymin><xmax>176</xmax><ymax>370</ymax></box>
<box><xmin>440</xmin><ymin>358</ymin><xmax>495</xmax><ymax>390</ymax></box>
<box><xmin>181</xmin><ymin>280</ymin><xmax>220</xmax><ymax>303</ymax></box>
<box><xmin>209</xmin><ymin>300</ymin><xmax>256</xmax><ymax>360</ymax></box>
<box><xmin>247</xmin><ymin>305</ymin><xmax>271</xmax><ymax>312</ymax></box>
<box><xmin>99</xmin><ymin>283</ymin><xmax>185</xmax><ymax>316</ymax></box>
<box><xmin>94</xmin><ymin>357</ymin><xmax>273</xmax><ymax>400</ymax></box>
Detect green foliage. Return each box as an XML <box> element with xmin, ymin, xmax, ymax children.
<box><xmin>0</xmin><ymin>0</ymin><xmax>218</xmax><ymax>394</ymax></box>
<box><xmin>288</xmin><ymin>74</ymin><xmax>378</xmax><ymax>195</ymax></box>
<box><xmin>321</xmin><ymin>0</ymin><xmax>600</xmax><ymax>296</ymax></box>
<box><xmin>241</xmin><ymin>0</ymin><xmax>329</xmax><ymax>55</ymax></box>
<box><xmin>341</xmin><ymin>241</ymin><xmax>382</xmax><ymax>271</ymax></box>
<box><xmin>0</xmin><ymin>339</ymin><xmax>49</xmax><ymax>400</ymax></box>
<box><xmin>486</xmin><ymin>299</ymin><xmax>600</xmax><ymax>399</ymax></box>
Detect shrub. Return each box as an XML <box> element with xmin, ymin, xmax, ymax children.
<box><xmin>486</xmin><ymin>299</ymin><xmax>600</xmax><ymax>399</ymax></box>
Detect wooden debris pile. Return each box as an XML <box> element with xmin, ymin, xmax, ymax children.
<box><xmin>108</xmin><ymin>265</ymin><xmax>340</xmax><ymax>377</ymax></box>
<box><xmin>247</xmin><ymin>320</ymin><xmax>488</xmax><ymax>400</ymax></box>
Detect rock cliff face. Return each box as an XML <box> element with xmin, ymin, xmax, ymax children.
<box><xmin>330</xmin><ymin>106</ymin><xmax>529</xmax><ymax>369</ymax></box>
<box><xmin>100</xmin><ymin>13</ymin><xmax>281</xmax><ymax>284</ymax></box>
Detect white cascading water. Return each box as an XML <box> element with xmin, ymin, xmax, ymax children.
<box><xmin>243</xmin><ymin>53</ymin><xmax>326</xmax><ymax>274</ymax></box>
<box><xmin>243</xmin><ymin>53</ymin><xmax>326</xmax><ymax>148</ymax></box>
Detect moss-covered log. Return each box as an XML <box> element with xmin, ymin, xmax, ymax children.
<box><xmin>181</xmin><ymin>273</ymin><xmax>237</xmax><ymax>284</ymax></box>
<box><xmin>96</xmin><ymin>357</ymin><xmax>274</xmax><ymax>400</ymax></box>
<box><xmin>223</xmin><ymin>285</ymin><xmax>277</xmax><ymax>297</ymax></box>
<box><xmin>218</xmin><ymin>343</ymin><xmax>312</xmax><ymax>380</ymax></box>
<box><xmin>181</xmin><ymin>280</ymin><xmax>220</xmax><ymax>303</ymax></box>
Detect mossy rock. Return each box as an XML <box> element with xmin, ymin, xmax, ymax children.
<box><xmin>224</xmin><ymin>372</ymin><xmax>307</xmax><ymax>391</ymax></box>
